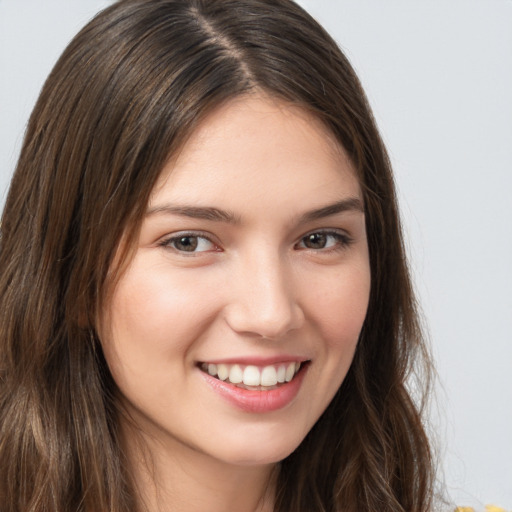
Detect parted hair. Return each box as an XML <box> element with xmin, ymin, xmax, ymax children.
<box><xmin>0</xmin><ymin>0</ymin><xmax>435</xmax><ymax>510</ymax></box>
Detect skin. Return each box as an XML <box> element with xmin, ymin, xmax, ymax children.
<box><xmin>99</xmin><ymin>94</ymin><xmax>371</xmax><ymax>512</ymax></box>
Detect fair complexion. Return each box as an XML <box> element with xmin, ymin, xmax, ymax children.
<box><xmin>99</xmin><ymin>95</ymin><xmax>371</xmax><ymax>512</ymax></box>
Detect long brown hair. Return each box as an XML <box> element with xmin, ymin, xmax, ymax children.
<box><xmin>0</xmin><ymin>1</ymin><xmax>435</xmax><ymax>510</ymax></box>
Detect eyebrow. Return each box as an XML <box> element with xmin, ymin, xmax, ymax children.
<box><xmin>146</xmin><ymin>204</ymin><xmax>241</xmax><ymax>224</ymax></box>
<box><xmin>145</xmin><ymin>197</ymin><xmax>364</xmax><ymax>224</ymax></box>
<box><xmin>298</xmin><ymin>197</ymin><xmax>364</xmax><ymax>223</ymax></box>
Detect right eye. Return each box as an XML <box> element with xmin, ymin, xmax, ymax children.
<box><xmin>160</xmin><ymin>233</ymin><xmax>218</xmax><ymax>253</ymax></box>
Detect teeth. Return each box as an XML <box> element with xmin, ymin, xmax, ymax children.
<box><xmin>261</xmin><ymin>366</ymin><xmax>277</xmax><ymax>387</ymax></box>
<box><xmin>217</xmin><ymin>363</ymin><xmax>229</xmax><ymax>381</ymax></box>
<box><xmin>201</xmin><ymin>361</ymin><xmax>303</xmax><ymax>388</ymax></box>
<box><xmin>229</xmin><ymin>364</ymin><xmax>243</xmax><ymax>384</ymax></box>
<box><xmin>285</xmin><ymin>363</ymin><xmax>295</xmax><ymax>382</ymax></box>
<box><xmin>243</xmin><ymin>365</ymin><xmax>260</xmax><ymax>386</ymax></box>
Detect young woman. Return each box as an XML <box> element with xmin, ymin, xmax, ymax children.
<box><xmin>0</xmin><ymin>0</ymin><xmax>435</xmax><ymax>510</ymax></box>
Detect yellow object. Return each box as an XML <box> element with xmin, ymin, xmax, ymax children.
<box><xmin>453</xmin><ymin>505</ymin><xmax>509</xmax><ymax>512</ymax></box>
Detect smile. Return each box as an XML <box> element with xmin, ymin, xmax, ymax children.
<box><xmin>199</xmin><ymin>361</ymin><xmax>303</xmax><ymax>390</ymax></box>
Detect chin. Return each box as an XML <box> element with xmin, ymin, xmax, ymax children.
<box><xmin>209</xmin><ymin>426</ymin><xmax>309</xmax><ymax>467</ymax></box>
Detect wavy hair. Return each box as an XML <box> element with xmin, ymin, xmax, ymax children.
<box><xmin>0</xmin><ymin>0</ymin><xmax>434</xmax><ymax>510</ymax></box>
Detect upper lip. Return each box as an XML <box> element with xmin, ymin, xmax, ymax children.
<box><xmin>197</xmin><ymin>355</ymin><xmax>310</xmax><ymax>366</ymax></box>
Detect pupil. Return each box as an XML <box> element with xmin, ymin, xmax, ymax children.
<box><xmin>176</xmin><ymin>236</ymin><xmax>198</xmax><ymax>251</ymax></box>
<box><xmin>306</xmin><ymin>233</ymin><xmax>326</xmax><ymax>249</ymax></box>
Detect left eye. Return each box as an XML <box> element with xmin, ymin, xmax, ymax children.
<box><xmin>162</xmin><ymin>234</ymin><xmax>216</xmax><ymax>253</ymax></box>
<box><xmin>297</xmin><ymin>231</ymin><xmax>350</xmax><ymax>250</ymax></box>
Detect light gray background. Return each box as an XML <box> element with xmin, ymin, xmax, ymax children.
<box><xmin>1</xmin><ymin>1</ymin><xmax>511</xmax><ymax>509</ymax></box>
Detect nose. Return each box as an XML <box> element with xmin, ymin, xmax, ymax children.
<box><xmin>224</xmin><ymin>250</ymin><xmax>305</xmax><ymax>339</ymax></box>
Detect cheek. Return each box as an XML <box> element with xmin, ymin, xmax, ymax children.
<box><xmin>99</xmin><ymin>262</ymin><xmax>223</xmax><ymax>381</ymax></box>
<box><xmin>111</xmin><ymin>264</ymin><xmax>218</xmax><ymax>344</ymax></box>
<box><xmin>294</xmin><ymin>263</ymin><xmax>370</xmax><ymax>429</ymax></box>
<box><xmin>305</xmin><ymin>264</ymin><xmax>371</xmax><ymax>348</ymax></box>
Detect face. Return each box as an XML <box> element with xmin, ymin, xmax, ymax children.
<box><xmin>99</xmin><ymin>95</ymin><xmax>371</xmax><ymax>468</ymax></box>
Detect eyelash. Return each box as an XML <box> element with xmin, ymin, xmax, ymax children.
<box><xmin>159</xmin><ymin>231</ymin><xmax>219</xmax><ymax>254</ymax></box>
<box><xmin>158</xmin><ymin>229</ymin><xmax>353</xmax><ymax>254</ymax></box>
<box><xmin>295</xmin><ymin>230</ymin><xmax>353</xmax><ymax>252</ymax></box>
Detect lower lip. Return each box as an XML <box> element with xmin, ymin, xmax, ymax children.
<box><xmin>200</xmin><ymin>365</ymin><xmax>308</xmax><ymax>413</ymax></box>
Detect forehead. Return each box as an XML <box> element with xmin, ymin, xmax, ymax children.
<box><xmin>150</xmin><ymin>94</ymin><xmax>361</xmax><ymax>213</ymax></box>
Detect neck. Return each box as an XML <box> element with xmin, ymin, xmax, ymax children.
<box><xmin>122</xmin><ymin>422</ymin><xmax>277</xmax><ymax>512</ymax></box>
